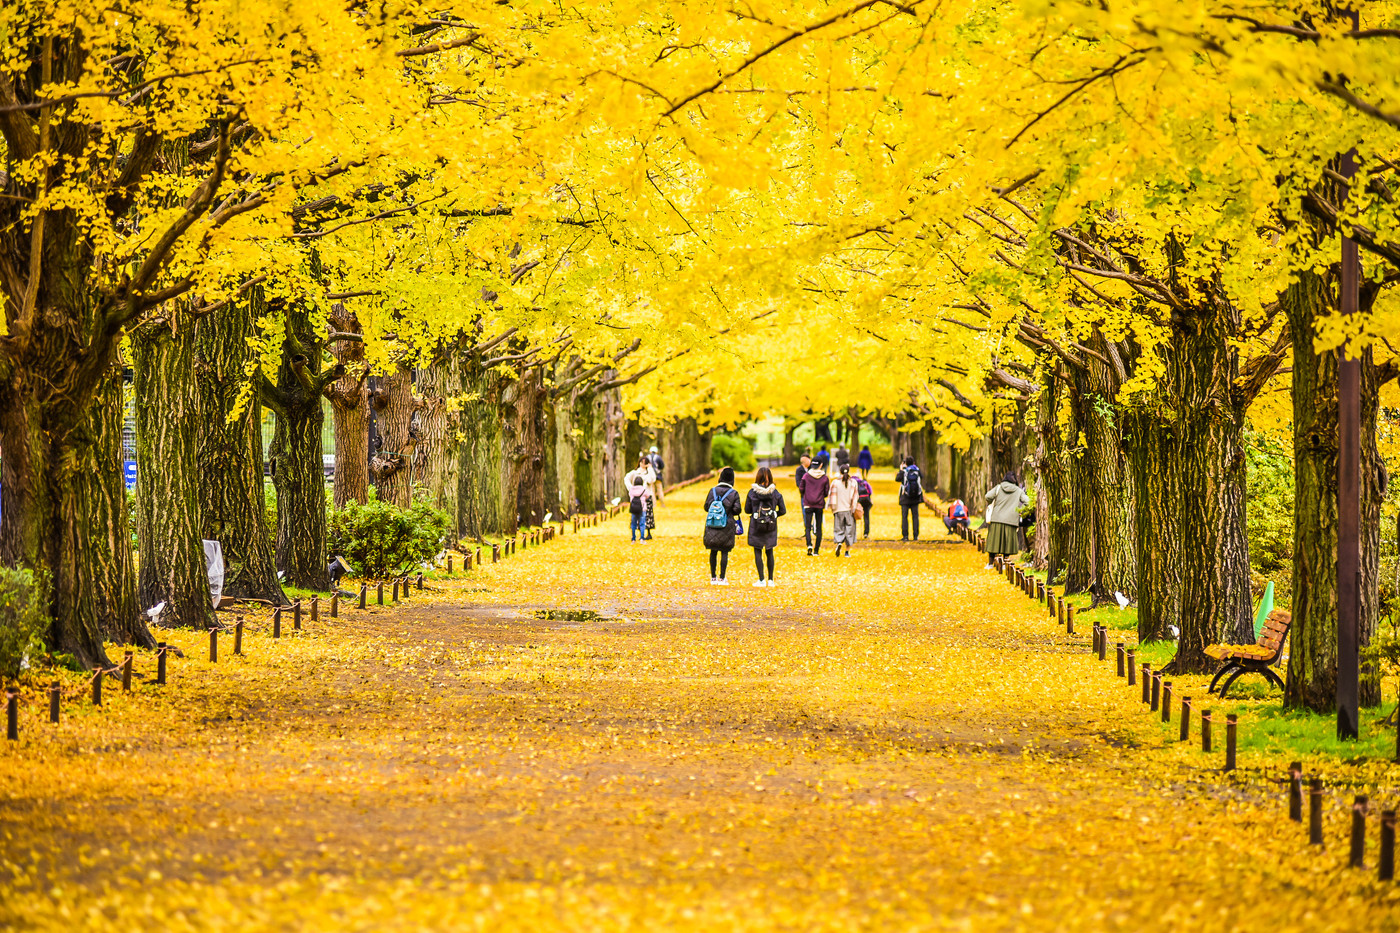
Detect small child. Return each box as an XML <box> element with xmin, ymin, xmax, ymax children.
<box><xmin>628</xmin><ymin>476</ymin><xmax>652</xmax><ymax>542</ymax></box>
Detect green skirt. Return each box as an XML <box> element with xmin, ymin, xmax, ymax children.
<box><xmin>985</xmin><ymin>521</ymin><xmax>1021</xmax><ymax>556</ymax></box>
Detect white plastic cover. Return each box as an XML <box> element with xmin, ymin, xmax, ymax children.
<box><xmin>202</xmin><ymin>540</ymin><xmax>224</xmax><ymax>607</ymax></box>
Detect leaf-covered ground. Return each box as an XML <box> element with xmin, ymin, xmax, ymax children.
<box><xmin>2</xmin><ymin>473</ymin><xmax>1398</xmax><ymax>931</ymax></box>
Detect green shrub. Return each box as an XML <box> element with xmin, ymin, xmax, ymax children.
<box><xmin>710</xmin><ymin>434</ymin><xmax>757</xmax><ymax>471</ymax></box>
<box><xmin>0</xmin><ymin>567</ymin><xmax>48</xmax><ymax>679</ymax></box>
<box><xmin>328</xmin><ymin>491</ymin><xmax>450</xmax><ymax>579</ymax></box>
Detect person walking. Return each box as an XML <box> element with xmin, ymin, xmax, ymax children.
<box><xmin>795</xmin><ymin>453</ymin><xmax>812</xmax><ymax>489</ymax></box>
<box><xmin>798</xmin><ymin>457</ymin><xmax>829</xmax><ymax>555</ymax></box>
<box><xmin>648</xmin><ymin>445</ymin><xmax>665</xmax><ymax>504</ymax></box>
<box><xmin>894</xmin><ymin>455</ymin><xmax>924</xmax><ymax>541</ymax></box>
<box><xmin>834</xmin><ymin>443</ymin><xmax>850</xmax><ymax>472</ymax></box>
<box><xmin>627</xmin><ymin>474</ymin><xmax>652</xmax><ymax>543</ymax></box>
<box><xmin>857</xmin><ymin>444</ymin><xmax>873</xmax><ymax>478</ymax></box>
<box><xmin>827</xmin><ymin>465</ymin><xmax>860</xmax><ymax>556</ymax></box>
<box><xmin>744</xmin><ymin>466</ymin><xmax>787</xmax><ymax>586</ymax></box>
<box><xmin>856</xmin><ymin>473</ymin><xmax>874</xmax><ymax>538</ymax></box>
<box><xmin>702</xmin><ymin>466</ymin><xmax>743</xmax><ymax>584</ymax></box>
<box><xmin>628</xmin><ymin>454</ymin><xmax>658</xmax><ymax>539</ymax></box>
<box><xmin>984</xmin><ymin>471</ymin><xmax>1030</xmax><ymax>568</ymax></box>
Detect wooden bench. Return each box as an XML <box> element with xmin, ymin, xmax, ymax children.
<box><xmin>1205</xmin><ymin>609</ymin><xmax>1291</xmax><ymax>699</ymax></box>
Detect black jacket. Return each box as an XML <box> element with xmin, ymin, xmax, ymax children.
<box><xmin>702</xmin><ymin>484</ymin><xmax>742</xmax><ymax>550</ymax></box>
<box><xmin>895</xmin><ymin>464</ymin><xmax>924</xmax><ymax>507</ymax></box>
<box><xmin>743</xmin><ymin>485</ymin><xmax>787</xmax><ymax>549</ymax></box>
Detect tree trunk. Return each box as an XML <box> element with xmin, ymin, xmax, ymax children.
<box><xmin>601</xmin><ymin>386</ymin><xmax>626</xmax><ymax>502</ymax></box>
<box><xmin>572</xmin><ymin>387</ymin><xmax>601</xmax><ymax>513</ymax></box>
<box><xmin>457</xmin><ymin>362</ymin><xmax>508</xmax><ymax>538</ymax></box>
<box><xmin>194</xmin><ymin>302</ymin><xmax>285</xmax><ymax>603</ymax></box>
<box><xmin>513</xmin><ymin>368</ymin><xmax>548</xmax><ymax>527</ymax></box>
<box><xmin>132</xmin><ymin>318</ymin><xmax>217</xmax><ymax>629</ymax></box>
<box><xmin>1167</xmin><ymin>302</ymin><xmax>1255</xmax><ymax>671</ymax></box>
<box><xmin>1069</xmin><ymin>353</ymin><xmax>1136</xmax><ymax>604</ymax></box>
<box><xmin>327</xmin><ymin>304</ymin><xmax>368</xmax><ymax>509</ymax></box>
<box><xmin>553</xmin><ymin>387</ymin><xmax>578</xmax><ymax>517</ymax></box>
<box><xmin>1035</xmin><ymin>369</ymin><xmax>1071</xmax><ymax>581</ymax></box>
<box><xmin>1124</xmin><ymin>408</ymin><xmax>1181</xmax><ymax>643</ymax></box>
<box><xmin>782</xmin><ymin>426</ymin><xmax>796</xmax><ymax>465</ymax></box>
<box><xmin>417</xmin><ymin>350</ymin><xmax>462</xmax><ymax>526</ymax></box>
<box><xmin>1284</xmin><ymin>270</ymin><xmax>1384</xmax><ymax>710</ymax></box>
<box><xmin>373</xmin><ymin>367</ymin><xmax>417</xmax><ymax>509</ymax></box>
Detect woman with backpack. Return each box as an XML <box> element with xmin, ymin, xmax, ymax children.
<box><xmin>702</xmin><ymin>466</ymin><xmax>743</xmax><ymax>585</ymax></box>
<box><xmin>984</xmin><ymin>471</ymin><xmax>1030</xmax><ymax>567</ymax></box>
<box><xmin>827</xmin><ymin>465</ymin><xmax>860</xmax><ymax>556</ymax></box>
<box><xmin>856</xmin><ymin>474</ymin><xmax>874</xmax><ymax>538</ymax></box>
<box><xmin>627</xmin><ymin>474</ymin><xmax>652</xmax><ymax>543</ymax></box>
<box><xmin>744</xmin><ymin>466</ymin><xmax>787</xmax><ymax>586</ymax></box>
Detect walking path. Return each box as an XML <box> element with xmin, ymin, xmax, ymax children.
<box><xmin>0</xmin><ymin>474</ymin><xmax>1393</xmax><ymax>930</ymax></box>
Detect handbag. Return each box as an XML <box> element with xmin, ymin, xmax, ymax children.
<box><xmin>853</xmin><ymin>504</ymin><xmax>864</xmax><ymax>520</ymax></box>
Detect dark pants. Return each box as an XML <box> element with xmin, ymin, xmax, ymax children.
<box><xmin>708</xmin><ymin>548</ymin><xmax>730</xmax><ymax>579</ymax></box>
<box><xmin>860</xmin><ymin>500</ymin><xmax>872</xmax><ymax>537</ymax></box>
<box><xmin>803</xmin><ymin>507</ymin><xmax>825</xmax><ymax>552</ymax></box>
<box><xmin>901</xmin><ymin>504</ymin><xmax>919</xmax><ymax>541</ymax></box>
<box><xmin>944</xmin><ymin>516</ymin><xmax>968</xmax><ymax>533</ymax></box>
<box><xmin>753</xmin><ymin>546</ymin><xmax>775</xmax><ymax>580</ymax></box>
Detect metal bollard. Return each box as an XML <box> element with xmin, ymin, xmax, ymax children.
<box><xmin>359</xmin><ymin>584</ymin><xmax>367</xmax><ymax>609</ymax></box>
<box><xmin>209</xmin><ymin>628</ymin><xmax>218</xmax><ymax>662</ymax></box>
<box><xmin>1225</xmin><ymin>714</ymin><xmax>1237</xmax><ymax>772</ymax></box>
<box><xmin>1381</xmin><ymin>811</ymin><xmax>1395</xmax><ymax>881</ymax></box>
<box><xmin>1116</xmin><ymin>643</ymin><xmax>1125</xmax><ymax>677</ymax></box>
<box><xmin>1161</xmin><ymin>681</ymin><xmax>1172</xmax><ymax>722</ymax></box>
<box><xmin>1309</xmin><ymin>777</ymin><xmax>1323</xmax><ymax>843</ymax></box>
<box><xmin>234</xmin><ymin>617</ymin><xmax>244</xmax><ymax>656</ymax></box>
<box><xmin>294</xmin><ymin>600</ymin><xmax>302</xmax><ymax>631</ymax></box>
<box><xmin>1179</xmin><ymin>697</ymin><xmax>1191</xmax><ymax>742</ymax></box>
<box><xmin>1289</xmin><ymin>762</ymin><xmax>1303</xmax><ymax>821</ymax></box>
<box><xmin>1127</xmin><ymin>649</ymin><xmax>1136</xmax><ymax>685</ymax></box>
<box><xmin>122</xmin><ymin>650</ymin><xmax>133</xmax><ymax>691</ymax></box>
<box><xmin>311</xmin><ymin>596</ymin><xmax>319</xmax><ymax>622</ymax></box>
<box><xmin>273</xmin><ymin>608</ymin><xmax>282</xmax><ymax>639</ymax></box>
<box><xmin>6</xmin><ymin>689</ymin><xmax>16</xmax><ymax>741</ymax></box>
<box><xmin>157</xmin><ymin>645</ymin><xmax>167</xmax><ymax>685</ymax></box>
<box><xmin>49</xmin><ymin>682</ymin><xmax>60</xmax><ymax>723</ymax></box>
<box><xmin>1202</xmin><ymin>709</ymin><xmax>1212</xmax><ymax>752</ymax></box>
<box><xmin>1351</xmin><ymin>796</ymin><xmax>1368</xmax><ymax>868</ymax></box>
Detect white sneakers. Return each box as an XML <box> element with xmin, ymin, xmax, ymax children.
<box><xmin>753</xmin><ymin>580</ymin><xmax>766</xmax><ymax>587</ymax></box>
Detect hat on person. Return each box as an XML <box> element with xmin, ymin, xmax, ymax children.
<box><xmin>649</xmin><ymin>446</ymin><xmax>658</xmax><ymax>453</ymax></box>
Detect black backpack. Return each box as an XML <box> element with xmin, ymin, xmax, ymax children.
<box><xmin>629</xmin><ymin>492</ymin><xmax>644</xmax><ymax>515</ymax></box>
<box><xmin>902</xmin><ymin>467</ymin><xmax>923</xmax><ymax>500</ymax></box>
<box><xmin>752</xmin><ymin>493</ymin><xmax>779</xmax><ymax>533</ymax></box>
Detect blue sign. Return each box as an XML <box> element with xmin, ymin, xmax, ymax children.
<box><xmin>124</xmin><ymin>460</ymin><xmax>138</xmax><ymax>490</ymax></box>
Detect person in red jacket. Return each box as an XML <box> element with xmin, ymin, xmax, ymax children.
<box><xmin>798</xmin><ymin>460</ymin><xmax>829</xmax><ymax>555</ymax></box>
<box><xmin>943</xmin><ymin>498</ymin><xmax>969</xmax><ymax>534</ymax></box>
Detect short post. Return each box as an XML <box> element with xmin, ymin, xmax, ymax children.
<box><xmin>50</xmin><ymin>682</ymin><xmax>61</xmax><ymax>723</ymax></box>
<box><xmin>5</xmin><ymin>689</ymin><xmax>17</xmax><ymax>741</ymax></box>
<box><xmin>447</xmin><ymin>554</ymin><xmax>454</xmax><ymax>574</ymax></box>
<box><xmin>464</xmin><ymin>551</ymin><xmax>472</xmax><ymax>571</ymax></box>
<box><xmin>234</xmin><ymin>616</ymin><xmax>244</xmax><ymax>656</ymax></box>
<box><xmin>493</xmin><ymin>544</ymin><xmax>500</xmax><ymax>563</ymax></box>
<box><xmin>1057</xmin><ymin>596</ymin><xmax>1065</xmax><ymax>627</ymax></box>
<box><xmin>417</xmin><ymin>572</ymin><xmax>424</xmax><ymax>590</ymax></box>
<box><xmin>1309</xmin><ymin>777</ymin><xmax>1323</xmax><ymax>844</ymax></box>
<box><xmin>1048</xmin><ymin>590</ymin><xmax>1056</xmax><ymax>619</ymax></box>
<box><xmin>476</xmin><ymin>548</ymin><xmax>483</xmax><ymax>566</ymax></box>
<box><xmin>273</xmin><ymin>607</ymin><xmax>282</xmax><ymax>639</ymax></box>
<box><xmin>1141</xmin><ymin>664</ymin><xmax>1151</xmax><ymax>703</ymax></box>
<box><xmin>331</xmin><ymin>594</ymin><xmax>339</xmax><ymax>618</ymax></box>
<box><xmin>92</xmin><ymin>670</ymin><xmax>102</xmax><ymax>706</ymax></box>
<box><xmin>1351</xmin><ymin>796</ymin><xmax>1368</xmax><ymax>868</ymax></box>
<box><xmin>311</xmin><ymin>596</ymin><xmax>319</xmax><ymax>622</ymax></box>
<box><xmin>1380</xmin><ymin>811</ymin><xmax>1395</xmax><ymax>881</ymax></box>
<box><xmin>391</xmin><ymin>579</ymin><xmax>399</xmax><ymax>602</ymax></box>
<box><xmin>358</xmin><ymin>584</ymin><xmax>367</xmax><ymax>609</ymax></box>
<box><xmin>1066</xmin><ymin>605</ymin><xmax>1076</xmax><ymax>635</ymax></box>
<box><xmin>294</xmin><ymin>599</ymin><xmax>302</xmax><ymax>631</ymax></box>
<box><xmin>1098</xmin><ymin>627</ymin><xmax>1107</xmax><ymax>661</ymax></box>
<box><xmin>1202</xmin><ymin>709</ymin><xmax>1212</xmax><ymax>752</ymax></box>
<box><xmin>157</xmin><ymin>645</ymin><xmax>167</xmax><ymax>685</ymax></box>
<box><xmin>1116</xmin><ymin>643</ymin><xmax>1125</xmax><ymax>677</ymax></box>
<box><xmin>209</xmin><ymin>628</ymin><xmax>218</xmax><ymax>663</ymax></box>
<box><xmin>1225</xmin><ymin>714</ymin><xmax>1238</xmax><ymax>772</ymax></box>
<box><xmin>122</xmin><ymin>650</ymin><xmax>133</xmax><ymax>691</ymax></box>
<box><xmin>377</xmin><ymin>581</ymin><xmax>384</xmax><ymax>605</ymax></box>
<box><xmin>1179</xmin><ymin>697</ymin><xmax>1191</xmax><ymax>742</ymax></box>
<box><xmin>1289</xmin><ymin>761</ymin><xmax>1303</xmax><ymax>822</ymax></box>
<box><xmin>1161</xmin><ymin>681</ymin><xmax>1172</xmax><ymax>722</ymax></box>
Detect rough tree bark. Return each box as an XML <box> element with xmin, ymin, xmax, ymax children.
<box><xmin>457</xmin><ymin>360</ymin><xmax>508</xmax><ymax>539</ymax></box>
<box><xmin>326</xmin><ymin>304</ymin><xmax>369</xmax><ymax>509</ymax></box>
<box><xmin>1067</xmin><ymin>344</ymin><xmax>1136</xmax><ymax>604</ymax></box>
<box><xmin>418</xmin><ymin>348</ymin><xmax>462</xmax><ymax>527</ymax></box>
<box><xmin>1124</xmin><ymin>407</ymin><xmax>1181</xmax><ymax>644</ymax></box>
<box><xmin>513</xmin><ymin>367</ymin><xmax>549</xmax><ymax>527</ymax></box>
<box><xmin>132</xmin><ymin>314</ymin><xmax>217</xmax><ymax>629</ymax></box>
<box><xmin>1285</xmin><ymin>270</ymin><xmax>1387</xmax><ymax>710</ymax></box>
<box><xmin>372</xmin><ymin>367</ymin><xmax>418</xmax><ymax>509</ymax></box>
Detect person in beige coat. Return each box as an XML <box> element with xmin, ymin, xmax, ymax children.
<box><xmin>827</xmin><ymin>465</ymin><xmax>861</xmax><ymax>556</ymax></box>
